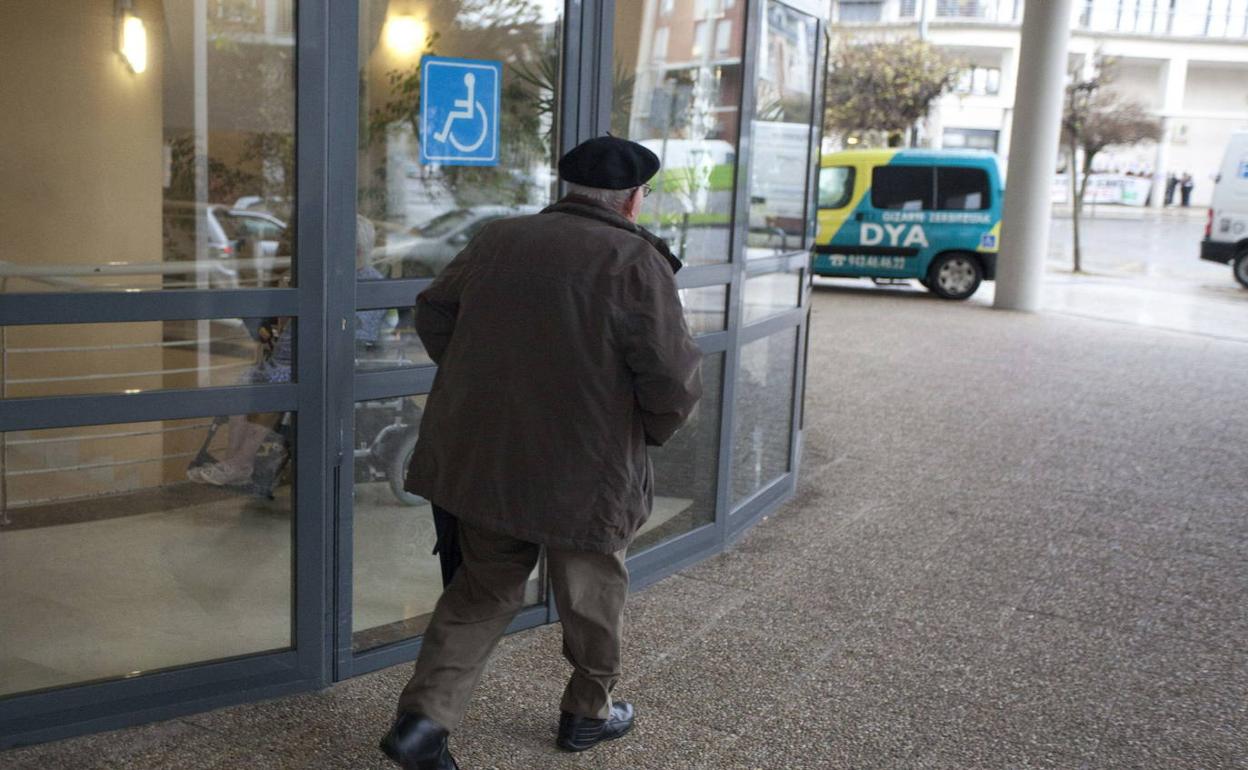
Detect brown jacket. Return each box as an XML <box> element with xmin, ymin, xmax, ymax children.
<box><xmin>404</xmin><ymin>196</ymin><xmax>703</xmax><ymax>553</ymax></box>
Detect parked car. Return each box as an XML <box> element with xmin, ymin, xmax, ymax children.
<box><xmin>1199</xmin><ymin>131</ymin><xmax>1248</xmax><ymax>289</ymax></box>
<box><xmin>813</xmin><ymin>148</ymin><xmax>1004</xmax><ymax>300</ymax></box>
<box><xmin>371</xmin><ymin>205</ymin><xmax>541</xmax><ymax>279</ymax></box>
<box><xmin>162</xmin><ymin>202</ymin><xmax>287</xmax><ymax>288</ymax></box>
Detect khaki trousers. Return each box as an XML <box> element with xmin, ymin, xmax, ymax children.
<box><xmin>397</xmin><ymin>520</ymin><xmax>629</xmax><ymax>730</ymax></box>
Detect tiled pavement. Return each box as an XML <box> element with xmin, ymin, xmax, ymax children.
<box><xmin>4</xmin><ymin>285</ymin><xmax>1245</xmax><ymax>769</ymax></box>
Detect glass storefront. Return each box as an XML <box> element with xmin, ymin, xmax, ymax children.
<box><xmin>0</xmin><ymin>0</ymin><xmax>825</xmax><ymax>749</ymax></box>
<box><xmin>0</xmin><ymin>414</ymin><xmax>294</xmax><ymax>699</ymax></box>
<box><xmin>612</xmin><ymin>0</ymin><xmax>747</xmax><ymax>267</ymax></box>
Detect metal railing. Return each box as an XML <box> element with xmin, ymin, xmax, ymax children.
<box><xmin>841</xmin><ymin>0</ymin><xmax>1247</xmax><ymax>36</ymax></box>
<box><xmin>894</xmin><ymin>0</ymin><xmax>1022</xmax><ymax>21</ymax></box>
<box><xmin>0</xmin><ymin>257</ymin><xmax>290</xmax><ymax>521</ymax></box>
<box><xmin>1077</xmin><ymin>0</ymin><xmax>1248</xmax><ymax>38</ymax></box>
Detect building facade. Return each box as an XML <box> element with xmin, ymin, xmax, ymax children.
<box><xmin>0</xmin><ymin>0</ymin><xmax>828</xmax><ymax>748</ymax></box>
<box><xmin>832</xmin><ymin>0</ymin><xmax>1248</xmax><ymax>207</ymax></box>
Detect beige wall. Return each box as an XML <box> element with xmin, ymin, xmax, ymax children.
<box><xmin>0</xmin><ymin>0</ymin><xmax>164</xmax><ymax>288</ymax></box>
<box><xmin>1</xmin><ymin>1</ymin><xmax>166</xmax><ymax>506</ymax></box>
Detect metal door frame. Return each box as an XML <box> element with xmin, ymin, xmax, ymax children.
<box><xmin>0</xmin><ymin>0</ymin><xmax>334</xmax><ymax>748</ymax></box>
<box><xmin>0</xmin><ymin>0</ymin><xmax>827</xmax><ymax>748</ymax></box>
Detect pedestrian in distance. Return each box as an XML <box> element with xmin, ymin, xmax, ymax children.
<box><xmin>378</xmin><ymin>135</ymin><xmax>704</xmax><ymax>770</ymax></box>
<box><xmin>1180</xmin><ymin>172</ymin><xmax>1194</xmax><ymax>207</ymax></box>
<box><xmin>1164</xmin><ymin>172</ymin><xmax>1178</xmax><ymax>206</ymax></box>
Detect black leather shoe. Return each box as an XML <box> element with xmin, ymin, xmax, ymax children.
<box><xmin>379</xmin><ymin>713</ymin><xmax>460</xmax><ymax>770</ymax></box>
<box><xmin>556</xmin><ymin>701</ymin><xmax>635</xmax><ymax>752</ymax></box>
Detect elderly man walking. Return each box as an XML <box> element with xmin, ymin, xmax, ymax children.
<box><xmin>379</xmin><ymin>136</ymin><xmax>703</xmax><ymax>770</ymax></box>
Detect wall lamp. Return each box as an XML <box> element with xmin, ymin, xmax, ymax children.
<box><xmin>385</xmin><ymin>15</ymin><xmax>427</xmax><ymax>58</ymax></box>
<box><xmin>117</xmin><ymin>0</ymin><xmax>148</xmax><ymax>74</ymax></box>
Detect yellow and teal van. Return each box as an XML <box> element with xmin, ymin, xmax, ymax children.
<box><xmin>814</xmin><ymin>148</ymin><xmax>1004</xmax><ymax>300</ymax></box>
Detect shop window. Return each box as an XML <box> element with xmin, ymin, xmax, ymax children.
<box><xmin>356</xmin><ymin>1</ymin><xmax>563</xmax><ymax>283</ymax></box>
<box><xmin>871</xmin><ymin>166</ymin><xmax>935</xmax><ymax>210</ymax></box>
<box><xmin>745</xmin><ymin>1</ymin><xmax>820</xmax><ymax>257</ymax></box>
<box><xmin>612</xmin><ymin>0</ymin><xmax>748</xmax><ymax>266</ymax></box>
<box><xmin>936</xmin><ymin>167</ymin><xmax>991</xmax><ymax>211</ymax></box>
<box><xmin>1</xmin><ymin>414</ymin><xmax>295</xmax><ymax>698</ymax></box>
<box><xmin>818</xmin><ymin>166</ymin><xmax>855</xmax><ymax>209</ymax></box>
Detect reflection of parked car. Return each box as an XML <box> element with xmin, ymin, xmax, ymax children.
<box><xmin>370</xmin><ymin>205</ymin><xmax>541</xmax><ymax>278</ymax></box>
<box><xmin>162</xmin><ymin>202</ymin><xmax>287</xmax><ymax>288</ymax></box>
<box><xmin>231</xmin><ymin>196</ymin><xmax>292</xmax><ymax>221</ymax></box>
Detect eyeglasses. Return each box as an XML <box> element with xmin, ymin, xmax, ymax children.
<box><xmin>641</xmin><ymin>184</ymin><xmax>653</xmax><ymax>198</ymax></box>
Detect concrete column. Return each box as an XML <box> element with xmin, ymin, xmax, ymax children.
<box><xmin>993</xmin><ymin>0</ymin><xmax>1074</xmax><ymax>313</ymax></box>
<box><xmin>1151</xmin><ymin>116</ymin><xmax>1173</xmax><ymax>208</ymax></box>
<box><xmin>1151</xmin><ymin>57</ymin><xmax>1187</xmax><ymax>208</ymax></box>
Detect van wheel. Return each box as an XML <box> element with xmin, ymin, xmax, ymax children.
<box><xmin>1234</xmin><ymin>252</ymin><xmax>1248</xmax><ymax>289</ymax></box>
<box><xmin>927</xmin><ymin>253</ymin><xmax>982</xmax><ymax>300</ymax></box>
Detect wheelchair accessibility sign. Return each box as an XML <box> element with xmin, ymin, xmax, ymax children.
<box><xmin>421</xmin><ymin>56</ymin><xmax>501</xmax><ymax>166</ymax></box>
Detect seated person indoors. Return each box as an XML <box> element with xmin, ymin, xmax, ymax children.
<box><xmin>190</xmin><ymin>216</ymin><xmax>384</xmax><ymax>486</ymax></box>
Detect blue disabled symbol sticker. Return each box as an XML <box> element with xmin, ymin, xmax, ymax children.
<box><xmin>421</xmin><ymin>56</ymin><xmax>502</xmax><ymax>167</ymax></box>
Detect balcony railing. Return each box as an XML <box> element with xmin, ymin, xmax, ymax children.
<box><xmin>1077</xmin><ymin>1</ymin><xmax>1248</xmax><ymax>38</ymax></box>
<box><xmin>896</xmin><ymin>0</ymin><xmax>1021</xmax><ymax>21</ymax></box>
<box><xmin>838</xmin><ymin>0</ymin><xmax>1247</xmax><ymax>37</ymax></box>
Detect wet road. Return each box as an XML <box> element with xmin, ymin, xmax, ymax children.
<box><xmin>1046</xmin><ymin>209</ymin><xmax>1215</xmax><ymax>281</ymax></box>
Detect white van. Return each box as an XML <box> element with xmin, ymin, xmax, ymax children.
<box><xmin>1200</xmin><ymin>131</ymin><xmax>1248</xmax><ymax>288</ymax></box>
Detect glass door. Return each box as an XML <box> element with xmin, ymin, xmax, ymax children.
<box><xmin>340</xmin><ymin>0</ymin><xmax>567</xmax><ymax>672</ymax></box>
<box><xmin>0</xmin><ymin>0</ymin><xmax>328</xmax><ymax>740</ymax></box>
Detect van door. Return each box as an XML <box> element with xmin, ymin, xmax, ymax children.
<box><xmin>859</xmin><ymin>165</ymin><xmax>934</xmax><ymax>278</ymax></box>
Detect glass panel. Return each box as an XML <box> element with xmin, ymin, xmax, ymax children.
<box><xmin>632</xmin><ymin>353</ymin><xmax>723</xmax><ymax>554</ymax></box>
<box><xmin>742</xmin><ymin>269</ymin><xmax>801</xmax><ymax>324</ymax></box>
<box><xmin>0</xmin><ymin>413</ymin><xmax>294</xmax><ymax>698</ymax></box>
<box><xmin>745</xmin><ymin>2</ymin><xmax>819</xmax><ymax>258</ymax></box>
<box><xmin>350</xmin><ymin>394</ymin><xmax>541</xmax><ymax>652</ymax></box>
<box><xmin>732</xmin><ymin>327</ymin><xmax>797</xmax><ymax>504</ymax></box>
<box><xmin>0</xmin><ymin>2</ymin><xmax>296</xmax><ymax>292</ymax></box>
<box><xmin>936</xmin><ymin>167</ymin><xmax>991</xmax><ymax>210</ymax></box>
<box><xmin>357</xmin><ymin>1</ymin><xmax>564</xmax><ymax>281</ymax></box>
<box><xmin>354</xmin><ymin>307</ymin><xmax>432</xmax><ymax>372</ymax></box>
<box><xmin>818</xmin><ymin>166</ymin><xmax>855</xmax><ymax>209</ymax></box>
<box><xmin>871</xmin><ymin>166</ymin><xmax>935</xmax><ymax>210</ymax></box>
<box><xmin>1</xmin><ymin>318</ymin><xmax>296</xmax><ymax>399</ymax></box>
<box><xmin>612</xmin><ymin>0</ymin><xmax>747</xmax><ymax>266</ymax></box>
<box><xmin>679</xmin><ymin>285</ymin><xmax>729</xmax><ymax>334</ymax></box>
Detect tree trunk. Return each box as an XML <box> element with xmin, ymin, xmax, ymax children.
<box><xmin>1069</xmin><ymin>137</ymin><xmax>1082</xmax><ymax>274</ymax></box>
<box><xmin>1076</xmin><ymin>152</ymin><xmax>1096</xmax><ymax>274</ymax></box>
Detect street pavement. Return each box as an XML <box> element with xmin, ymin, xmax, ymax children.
<box><xmin>3</xmin><ymin>209</ymin><xmax>1246</xmax><ymax>768</ymax></box>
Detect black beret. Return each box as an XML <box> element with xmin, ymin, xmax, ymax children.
<box><xmin>558</xmin><ymin>135</ymin><xmax>660</xmax><ymax>190</ymax></box>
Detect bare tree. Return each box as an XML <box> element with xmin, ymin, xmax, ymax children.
<box><xmin>1062</xmin><ymin>58</ymin><xmax>1162</xmax><ymax>272</ymax></box>
<box><xmin>824</xmin><ymin>38</ymin><xmax>958</xmax><ymax>147</ymax></box>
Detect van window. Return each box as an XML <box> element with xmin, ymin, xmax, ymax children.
<box><xmin>871</xmin><ymin>166</ymin><xmax>934</xmax><ymax>210</ymax></box>
<box><xmin>818</xmin><ymin>166</ymin><xmax>855</xmax><ymax>209</ymax></box>
<box><xmin>936</xmin><ymin>167</ymin><xmax>991</xmax><ymax>210</ymax></box>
